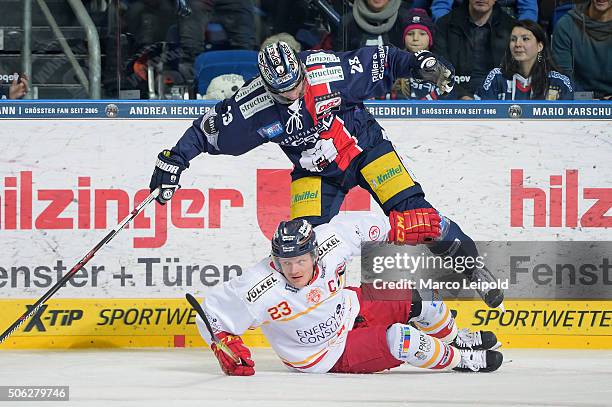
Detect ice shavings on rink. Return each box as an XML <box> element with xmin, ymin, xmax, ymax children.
<box><xmin>1</xmin><ymin>348</ymin><xmax>611</xmax><ymax>407</ymax></box>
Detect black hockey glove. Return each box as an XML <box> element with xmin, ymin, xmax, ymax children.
<box><xmin>413</xmin><ymin>51</ymin><xmax>455</xmax><ymax>95</ymax></box>
<box><xmin>149</xmin><ymin>149</ymin><xmax>187</xmax><ymax>205</ymax></box>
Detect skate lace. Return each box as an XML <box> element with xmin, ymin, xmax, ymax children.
<box><xmin>459</xmin><ymin>350</ymin><xmax>487</xmax><ymax>372</ymax></box>
<box><xmin>455</xmin><ymin>328</ymin><xmax>482</xmax><ymax>348</ymax></box>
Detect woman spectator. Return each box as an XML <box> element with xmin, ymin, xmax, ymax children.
<box><xmin>477</xmin><ymin>19</ymin><xmax>573</xmax><ymax>100</ymax></box>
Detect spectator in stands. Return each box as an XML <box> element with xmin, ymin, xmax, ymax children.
<box><xmin>333</xmin><ymin>0</ymin><xmax>413</xmax><ymax>50</ymax></box>
<box><xmin>430</xmin><ymin>0</ymin><xmax>537</xmax><ymax>22</ymax></box>
<box><xmin>477</xmin><ymin>20</ymin><xmax>574</xmax><ymax>99</ymax></box>
<box><xmin>552</xmin><ymin>0</ymin><xmax>612</xmax><ymax>99</ymax></box>
<box><xmin>125</xmin><ymin>0</ymin><xmax>177</xmax><ymax>50</ymax></box>
<box><xmin>125</xmin><ymin>0</ymin><xmax>255</xmax><ymax>54</ymax></box>
<box><xmin>0</xmin><ymin>74</ymin><xmax>28</xmax><ymax>100</ymax></box>
<box><xmin>392</xmin><ymin>9</ymin><xmax>456</xmax><ymax>99</ymax></box>
<box><xmin>433</xmin><ymin>0</ymin><xmax>515</xmax><ymax>99</ymax></box>
<box><xmin>261</xmin><ymin>33</ymin><xmax>302</xmax><ymax>52</ymax></box>
<box><xmin>177</xmin><ymin>0</ymin><xmax>214</xmax><ymax>60</ymax></box>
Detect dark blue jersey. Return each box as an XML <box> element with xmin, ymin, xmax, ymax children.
<box><xmin>171</xmin><ymin>46</ymin><xmax>421</xmax><ymax>178</ymax></box>
<box><xmin>476</xmin><ymin>68</ymin><xmax>574</xmax><ymax>100</ymax></box>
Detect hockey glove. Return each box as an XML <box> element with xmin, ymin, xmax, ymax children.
<box><xmin>149</xmin><ymin>149</ymin><xmax>187</xmax><ymax>205</ymax></box>
<box><xmin>212</xmin><ymin>332</ymin><xmax>255</xmax><ymax>376</ymax></box>
<box><xmin>413</xmin><ymin>51</ymin><xmax>455</xmax><ymax>95</ymax></box>
<box><xmin>388</xmin><ymin>208</ymin><xmax>442</xmax><ymax>245</ymax></box>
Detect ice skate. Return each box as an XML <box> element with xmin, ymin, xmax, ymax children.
<box><xmin>453</xmin><ymin>328</ymin><xmax>501</xmax><ymax>350</ymax></box>
<box><xmin>453</xmin><ymin>349</ymin><xmax>503</xmax><ymax>372</ymax></box>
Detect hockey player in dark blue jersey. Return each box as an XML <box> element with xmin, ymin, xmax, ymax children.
<box><xmin>149</xmin><ymin>41</ymin><xmax>504</xmax><ymax>309</ymax></box>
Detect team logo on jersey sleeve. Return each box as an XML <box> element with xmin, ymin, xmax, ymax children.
<box><xmin>246</xmin><ymin>273</ymin><xmax>279</xmax><ymax>303</ymax></box>
<box><xmin>305</xmin><ymin>52</ymin><xmax>340</xmax><ymax>65</ymax></box>
<box><xmin>257</xmin><ymin>121</ymin><xmax>284</xmax><ymax>139</ymax></box>
<box><xmin>368</xmin><ymin>225</ymin><xmax>381</xmax><ymax>240</ymax></box>
<box><xmin>307</xmin><ymin>66</ymin><xmax>344</xmax><ymax>86</ymax></box>
<box><xmin>239</xmin><ymin>93</ymin><xmax>274</xmax><ymax>119</ymax></box>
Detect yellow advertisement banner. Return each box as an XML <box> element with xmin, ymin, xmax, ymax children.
<box><xmin>448</xmin><ymin>300</ymin><xmax>612</xmax><ymax>348</ymax></box>
<box><xmin>0</xmin><ymin>299</ymin><xmax>610</xmax><ymax>349</ymax></box>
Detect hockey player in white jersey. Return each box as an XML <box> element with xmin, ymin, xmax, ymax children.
<box><xmin>196</xmin><ymin>211</ymin><xmax>503</xmax><ymax>376</ymax></box>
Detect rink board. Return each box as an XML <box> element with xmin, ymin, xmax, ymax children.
<box><xmin>0</xmin><ymin>298</ymin><xmax>610</xmax><ymax>349</ymax></box>
<box><xmin>0</xmin><ymin>100</ymin><xmax>610</xmax><ymax>349</ymax></box>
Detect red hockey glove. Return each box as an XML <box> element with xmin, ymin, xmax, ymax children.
<box><xmin>211</xmin><ymin>332</ymin><xmax>255</xmax><ymax>376</ymax></box>
<box><xmin>388</xmin><ymin>208</ymin><xmax>442</xmax><ymax>245</ymax></box>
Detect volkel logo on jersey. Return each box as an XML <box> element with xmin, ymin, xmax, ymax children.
<box><xmin>318</xmin><ymin>234</ymin><xmax>341</xmax><ymax>259</ymax></box>
<box><xmin>246</xmin><ymin>273</ymin><xmax>279</xmax><ymax>303</ymax></box>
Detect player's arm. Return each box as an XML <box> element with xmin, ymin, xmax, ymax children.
<box><xmin>324</xmin><ymin>46</ymin><xmax>454</xmax><ymax>102</ymax></box>
<box><xmin>330</xmin><ymin>208</ymin><xmax>443</xmax><ymax>255</ymax></box>
<box><xmin>149</xmin><ymin>95</ymin><xmax>266</xmax><ymax>204</ymax></box>
<box><xmin>197</xmin><ymin>269</ymin><xmax>267</xmax><ymax>376</ymax></box>
<box><xmin>327</xmin><ymin>212</ymin><xmax>392</xmax><ymax>256</ymax></box>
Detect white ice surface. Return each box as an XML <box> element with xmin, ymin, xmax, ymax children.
<box><xmin>1</xmin><ymin>348</ymin><xmax>611</xmax><ymax>407</ymax></box>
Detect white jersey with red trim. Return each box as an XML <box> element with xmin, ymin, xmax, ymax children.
<box><xmin>196</xmin><ymin>212</ymin><xmax>391</xmax><ymax>373</ymax></box>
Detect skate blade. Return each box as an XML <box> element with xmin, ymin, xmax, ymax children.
<box><xmin>490</xmin><ymin>341</ymin><xmax>502</xmax><ymax>350</ymax></box>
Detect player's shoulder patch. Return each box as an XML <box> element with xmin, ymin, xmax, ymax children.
<box><xmin>482</xmin><ymin>68</ymin><xmax>502</xmax><ymax>91</ymax></box>
<box><xmin>307</xmin><ymin>66</ymin><xmax>345</xmax><ymax>86</ymax></box>
<box><xmin>245</xmin><ymin>272</ymin><xmax>280</xmax><ymax>303</ymax></box>
<box><xmin>239</xmin><ymin>92</ymin><xmax>274</xmax><ymax>119</ymax></box>
<box><xmin>304</xmin><ymin>51</ymin><xmax>341</xmax><ymax>66</ymax></box>
<box><xmin>317</xmin><ymin>233</ymin><xmax>343</xmax><ymax>260</ymax></box>
<box><xmin>234</xmin><ymin>77</ymin><xmax>264</xmax><ymax>102</ymax></box>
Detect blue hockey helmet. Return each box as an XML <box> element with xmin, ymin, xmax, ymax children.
<box><xmin>258</xmin><ymin>41</ymin><xmax>305</xmax><ymax>102</ymax></box>
<box><xmin>271</xmin><ymin>219</ymin><xmax>319</xmax><ymax>269</ymax></box>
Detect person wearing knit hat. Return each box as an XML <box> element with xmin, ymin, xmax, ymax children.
<box><xmin>403</xmin><ymin>9</ymin><xmax>435</xmax><ymax>52</ymax></box>
<box><xmin>391</xmin><ymin>9</ymin><xmax>455</xmax><ymax>100</ymax></box>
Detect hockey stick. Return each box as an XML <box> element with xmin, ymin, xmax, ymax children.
<box><xmin>185</xmin><ymin>293</ymin><xmax>242</xmax><ymax>364</ymax></box>
<box><xmin>0</xmin><ymin>188</ymin><xmax>160</xmax><ymax>344</ymax></box>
